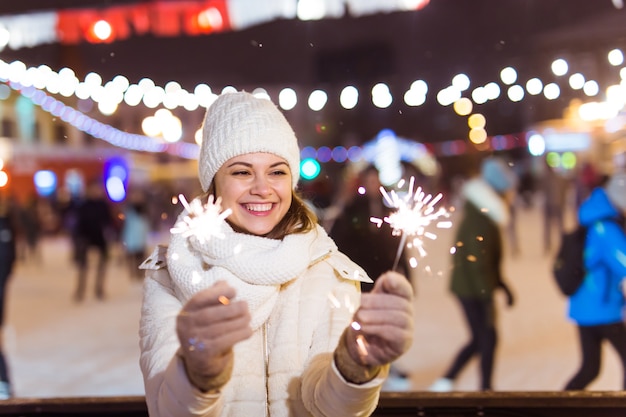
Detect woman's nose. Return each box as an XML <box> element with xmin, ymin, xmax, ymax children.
<box><xmin>250</xmin><ymin>175</ymin><xmax>271</xmax><ymax>196</ymax></box>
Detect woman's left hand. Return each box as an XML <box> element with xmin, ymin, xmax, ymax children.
<box><xmin>345</xmin><ymin>271</ymin><xmax>414</xmax><ymax>367</ymax></box>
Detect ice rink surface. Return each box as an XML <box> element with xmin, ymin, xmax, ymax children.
<box><xmin>4</xmin><ymin>199</ymin><xmax>622</xmax><ymax>398</ymax></box>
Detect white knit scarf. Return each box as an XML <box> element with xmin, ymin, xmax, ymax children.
<box><xmin>166</xmin><ymin>215</ymin><xmax>337</xmax><ymax>330</ymax></box>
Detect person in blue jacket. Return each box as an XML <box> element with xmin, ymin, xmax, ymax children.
<box><xmin>565</xmin><ymin>171</ymin><xmax>626</xmax><ymax>390</ymax></box>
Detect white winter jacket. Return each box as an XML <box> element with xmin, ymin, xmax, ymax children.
<box><xmin>139</xmin><ymin>225</ymin><xmax>388</xmax><ymax>417</ymax></box>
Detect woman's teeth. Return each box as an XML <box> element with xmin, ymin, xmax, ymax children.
<box><xmin>245</xmin><ymin>203</ymin><xmax>272</xmax><ymax>212</ymax></box>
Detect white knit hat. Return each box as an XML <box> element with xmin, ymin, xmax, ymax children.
<box><xmin>198</xmin><ymin>91</ymin><xmax>300</xmax><ymax>192</ymax></box>
<box><xmin>606</xmin><ymin>172</ymin><xmax>626</xmax><ymax>212</ymax></box>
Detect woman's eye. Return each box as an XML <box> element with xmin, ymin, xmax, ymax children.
<box><xmin>232</xmin><ymin>170</ymin><xmax>250</xmax><ymax>176</ymax></box>
<box><xmin>271</xmin><ymin>170</ymin><xmax>287</xmax><ymax>176</ymax></box>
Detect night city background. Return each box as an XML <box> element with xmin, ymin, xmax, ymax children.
<box><xmin>0</xmin><ymin>0</ymin><xmax>625</xmax><ymax>401</ymax></box>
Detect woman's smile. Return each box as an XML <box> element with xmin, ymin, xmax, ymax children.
<box><xmin>214</xmin><ymin>152</ymin><xmax>293</xmax><ymax>236</ymax></box>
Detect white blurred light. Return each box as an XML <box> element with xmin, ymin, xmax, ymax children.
<box><xmin>142</xmin><ymin>116</ymin><xmax>161</xmax><ymax>137</ymax></box>
<box><xmin>182</xmin><ymin>93</ymin><xmax>199</xmax><ymax>111</ymax></box>
<box><xmin>279</xmin><ymin>88</ymin><xmax>297</xmax><ymax>110</ymax></box>
<box><xmin>484</xmin><ymin>82</ymin><xmax>501</xmax><ymax>100</ymax></box>
<box><xmin>106</xmin><ymin>176</ymin><xmax>126</xmax><ymax>202</ymax></box>
<box><xmin>526</xmin><ymin>78</ymin><xmax>543</xmax><ymax>95</ymax></box>
<box><xmin>84</xmin><ymin>72</ymin><xmax>103</xmax><ymax>87</ymax></box>
<box><xmin>98</xmin><ymin>100</ymin><xmax>118</xmax><ymax>116</ymax></box>
<box><xmin>137</xmin><ymin>78</ymin><xmax>155</xmax><ymax>92</ymax></box>
<box><xmin>551</xmin><ymin>58</ymin><xmax>568</xmax><ymax>76</ymax></box>
<box><xmin>7</xmin><ymin>60</ymin><xmax>26</xmax><ymax>83</ymax></box>
<box><xmin>404</xmin><ymin>89</ymin><xmax>426</xmax><ymax>106</ymax></box>
<box><xmin>59</xmin><ymin>74</ymin><xmax>79</xmax><ymax>97</ymax></box>
<box><xmin>45</xmin><ymin>72</ymin><xmax>61</xmax><ymax>94</ymax></box>
<box><xmin>404</xmin><ymin>79</ymin><xmax>427</xmax><ymax>106</ymax></box>
<box><xmin>608</xmin><ymin>48</ymin><xmax>624</xmax><ymax>66</ymax></box>
<box><xmin>93</xmin><ymin>20</ymin><xmax>112</xmax><ymax>41</ymax></box>
<box><xmin>89</xmin><ymin>85</ymin><xmax>105</xmax><ymax>103</ymax></box>
<box><xmin>507</xmin><ymin>85</ymin><xmax>524</xmax><ymax>102</ymax></box>
<box><xmin>437</xmin><ymin>86</ymin><xmax>461</xmax><ymax>106</ymax></box>
<box><xmin>583</xmin><ymin>80</ymin><xmax>599</xmax><ymax>96</ymax></box>
<box><xmin>471</xmin><ymin>87</ymin><xmax>488</xmax><ymax>104</ymax></box>
<box><xmin>161</xmin><ymin>116</ymin><xmax>183</xmax><ymax>143</ymax></box>
<box><xmin>543</xmin><ymin>83</ymin><xmax>560</xmax><ymax>100</ymax></box>
<box><xmin>163</xmin><ymin>92</ymin><xmax>179</xmax><ymax>110</ymax></box>
<box><xmin>569</xmin><ymin>73</ymin><xmax>585</xmax><ymax>90</ymax></box>
<box><xmin>308</xmin><ymin>90</ymin><xmax>328</xmax><ymax>111</ymax></box>
<box><xmin>31</xmin><ymin>65</ymin><xmax>51</xmax><ymax>89</ymax></box>
<box><xmin>252</xmin><ymin>87</ymin><xmax>271</xmax><ymax>100</ymax></box>
<box><xmin>164</xmin><ymin>81</ymin><xmax>182</xmax><ymax>94</ymax></box>
<box><xmin>194</xmin><ymin>84</ymin><xmax>216</xmax><ymax>108</ymax></box>
<box><xmin>124</xmin><ymin>84</ymin><xmax>143</xmax><ymax>106</ymax></box>
<box><xmin>452</xmin><ymin>73</ymin><xmax>470</xmax><ymax>91</ymax></box>
<box><xmin>606</xmin><ymin>84</ymin><xmax>626</xmax><ymax>108</ymax></box>
<box><xmin>579</xmin><ymin>101</ymin><xmax>619</xmax><ymax>121</ymax></box>
<box><xmin>297</xmin><ymin>0</ymin><xmax>326</xmax><ymax>20</ymax></box>
<box><xmin>500</xmin><ymin>67</ymin><xmax>517</xmax><ymax>85</ymax></box>
<box><xmin>112</xmin><ymin>74</ymin><xmax>130</xmax><ymax>91</ymax></box>
<box><xmin>527</xmin><ymin>133</ymin><xmax>546</xmax><ymax>156</ymax></box>
<box><xmin>372</xmin><ymin>83</ymin><xmax>393</xmax><ymax>108</ymax></box>
<box><xmin>410</xmin><ymin>79</ymin><xmax>428</xmax><ymax>95</ymax></box>
<box><xmin>143</xmin><ymin>86</ymin><xmax>165</xmax><ymax>108</ymax></box>
<box><xmin>340</xmin><ymin>85</ymin><xmax>358</xmax><ymax>109</ymax></box>
<box><xmin>0</xmin><ymin>26</ymin><xmax>9</xmax><ymax>51</ymax></box>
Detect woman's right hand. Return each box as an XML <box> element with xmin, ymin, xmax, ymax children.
<box><xmin>176</xmin><ymin>281</ymin><xmax>253</xmax><ymax>392</ymax></box>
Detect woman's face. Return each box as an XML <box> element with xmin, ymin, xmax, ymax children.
<box><xmin>214</xmin><ymin>152</ymin><xmax>293</xmax><ymax>236</ymax></box>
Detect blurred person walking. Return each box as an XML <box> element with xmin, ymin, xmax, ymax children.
<box><xmin>16</xmin><ymin>193</ymin><xmax>42</xmax><ymax>264</ymax></box>
<box><xmin>542</xmin><ymin>161</ymin><xmax>570</xmax><ymax>254</ymax></box>
<box><xmin>73</xmin><ymin>180</ymin><xmax>114</xmax><ymax>302</ymax></box>
<box><xmin>564</xmin><ymin>172</ymin><xmax>626</xmax><ymax>390</ymax></box>
<box><xmin>121</xmin><ymin>198</ymin><xmax>150</xmax><ymax>281</ymax></box>
<box><xmin>0</xmin><ymin>189</ymin><xmax>17</xmax><ymax>398</ymax></box>
<box><xmin>429</xmin><ymin>157</ymin><xmax>516</xmax><ymax>392</ymax></box>
<box><xmin>327</xmin><ymin>164</ymin><xmax>408</xmax><ymax>292</ymax></box>
<box><xmin>327</xmin><ymin>164</ymin><xmax>412</xmax><ymax>390</ymax></box>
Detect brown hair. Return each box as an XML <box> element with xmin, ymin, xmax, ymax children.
<box><xmin>203</xmin><ymin>183</ymin><xmax>318</xmax><ymax>240</ymax></box>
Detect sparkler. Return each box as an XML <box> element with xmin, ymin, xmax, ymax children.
<box><xmin>371</xmin><ymin>176</ymin><xmax>452</xmax><ymax>271</ymax></box>
<box><xmin>170</xmin><ymin>194</ymin><xmax>232</xmax><ymax>244</ymax></box>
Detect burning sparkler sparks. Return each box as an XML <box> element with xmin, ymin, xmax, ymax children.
<box><xmin>371</xmin><ymin>176</ymin><xmax>452</xmax><ymax>270</ymax></box>
<box><xmin>170</xmin><ymin>194</ymin><xmax>232</xmax><ymax>244</ymax></box>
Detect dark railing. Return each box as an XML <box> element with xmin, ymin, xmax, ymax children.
<box><xmin>0</xmin><ymin>391</ymin><xmax>625</xmax><ymax>416</ymax></box>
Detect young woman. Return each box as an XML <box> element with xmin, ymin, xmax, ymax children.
<box><xmin>139</xmin><ymin>91</ymin><xmax>414</xmax><ymax>416</ymax></box>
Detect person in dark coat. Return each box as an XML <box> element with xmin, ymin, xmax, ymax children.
<box><xmin>73</xmin><ymin>180</ymin><xmax>114</xmax><ymax>302</ymax></box>
<box><xmin>0</xmin><ymin>189</ymin><xmax>17</xmax><ymax>398</ymax></box>
<box><xmin>429</xmin><ymin>157</ymin><xmax>516</xmax><ymax>392</ymax></box>
<box><xmin>564</xmin><ymin>172</ymin><xmax>626</xmax><ymax>390</ymax></box>
<box><xmin>327</xmin><ymin>164</ymin><xmax>412</xmax><ymax>390</ymax></box>
<box><xmin>328</xmin><ymin>165</ymin><xmax>406</xmax><ymax>292</ymax></box>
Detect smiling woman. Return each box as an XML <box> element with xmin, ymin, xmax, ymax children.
<box><xmin>138</xmin><ymin>90</ymin><xmax>415</xmax><ymax>417</ymax></box>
